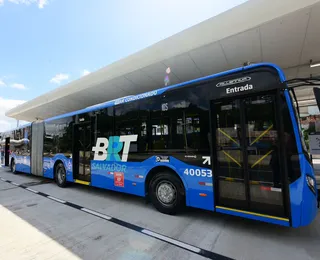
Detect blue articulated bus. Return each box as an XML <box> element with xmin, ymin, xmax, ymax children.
<box><xmin>0</xmin><ymin>63</ymin><xmax>318</xmax><ymax>227</ymax></box>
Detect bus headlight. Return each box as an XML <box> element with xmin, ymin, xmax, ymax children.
<box><xmin>306</xmin><ymin>175</ymin><xmax>316</xmax><ymax>194</ymax></box>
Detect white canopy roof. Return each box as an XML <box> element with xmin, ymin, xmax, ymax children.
<box><xmin>6</xmin><ymin>0</ymin><xmax>320</xmax><ymax>121</ymax></box>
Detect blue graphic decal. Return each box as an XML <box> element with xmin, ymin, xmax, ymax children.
<box><xmin>107</xmin><ymin>136</ymin><xmax>123</xmax><ymax>161</ymax></box>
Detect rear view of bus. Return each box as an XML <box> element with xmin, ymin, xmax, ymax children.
<box><xmin>209</xmin><ymin>64</ymin><xmax>318</xmax><ymax>227</ymax></box>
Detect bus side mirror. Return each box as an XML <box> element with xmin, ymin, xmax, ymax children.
<box><xmin>313</xmin><ymin>87</ymin><xmax>320</xmax><ymax>110</ymax></box>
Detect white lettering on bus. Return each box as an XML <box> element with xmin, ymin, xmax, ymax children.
<box><xmin>92</xmin><ymin>135</ymin><xmax>138</xmax><ymax>162</ymax></box>
<box><xmin>114</xmin><ymin>91</ymin><xmax>158</xmax><ymax>105</ymax></box>
<box><xmin>216</xmin><ymin>76</ymin><xmax>251</xmax><ymax>87</ymax></box>
<box><xmin>226</xmin><ymin>84</ymin><xmax>253</xmax><ymax>94</ymax></box>
<box><xmin>119</xmin><ymin>135</ymin><xmax>138</xmax><ymax>162</ymax></box>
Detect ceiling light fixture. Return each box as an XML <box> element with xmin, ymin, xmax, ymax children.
<box><xmin>309</xmin><ymin>59</ymin><xmax>320</xmax><ymax>68</ymax></box>
<box><xmin>310</xmin><ymin>63</ymin><xmax>320</xmax><ymax>68</ymax></box>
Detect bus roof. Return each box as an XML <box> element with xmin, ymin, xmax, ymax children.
<box><xmin>45</xmin><ymin>62</ymin><xmax>285</xmax><ymax>123</ymax></box>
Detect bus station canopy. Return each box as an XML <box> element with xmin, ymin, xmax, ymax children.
<box><xmin>6</xmin><ymin>0</ymin><xmax>320</xmax><ymax>122</ymax></box>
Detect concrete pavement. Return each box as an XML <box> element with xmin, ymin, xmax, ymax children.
<box><xmin>0</xmin><ymin>167</ymin><xmax>320</xmax><ymax>260</ymax></box>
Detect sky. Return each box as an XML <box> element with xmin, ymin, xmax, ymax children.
<box><xmin>0</xmin><ymin>0</ymin><xmax>247</xmax><ymax>131</ymax></box>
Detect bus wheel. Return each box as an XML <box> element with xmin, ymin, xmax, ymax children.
<box><xmin>10</xmin><ymin>159</ymin><xmax>17</xmax><ymax>174</ymax></box>
<box><xmin>149</xmin><ymin>172</ymin><xmax>185</xmax><ymax>215</ymax></box>
<box><xmin>55</xmin><ymin>163</ymin><xmax>67</xmax><ymax>188</ymax></box>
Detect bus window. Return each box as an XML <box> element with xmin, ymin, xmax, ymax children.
<box><xmin>150</xmin><ymin>117</ymin><xmax>170</xmax><ymax>150</ymax></box>
<box><xmin>150</xmin><ymin>91</ymin><xmax>188</xmax><ymax>152</ymax></box>
<box><xmin>55</xmin><ymin>118</ymin><xmax>73</xmax><ymax>157</ymax></box>
<box><xmin>114</xmin><ymin>101</ymin><xmax>147</xmax><ymax>157</ymax></box>
<box><xmin>26</xmin><ymin>126</ymin><xmax>31</xmax><ymax>156</ymax></box>
<box><xmin>184</xmin><ymin>111</ymin><xmax>210</xmax><ymax>153</ymax></box>
<box><xmin>44</xmin><ymin>122</ymin><xmax>57</xmax><ymax>156</ymax></box>
<box><xmin>96</xmin><ymin>107</ymin><xmax>114</xmax><ymax>138</ymax></box>
<box><xmin>13</xmin><ymin>128</ymin><xmax>28</xmax><ymax>156</ymax></box>
<box><xmin>44</xmin><ymin>117</ymin><xmax>73</xmax><ymax>158</ymax></box>
<box><xmin>186</xmin><ymin>86</ymin><xmax>211</xmax><ymax>154</ymax></box>
<box><xmin>115</xmin><ymin>105</ymin><xmax>139</xmax><ymax>136</ymax></box>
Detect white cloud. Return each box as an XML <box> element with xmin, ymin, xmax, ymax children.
<box><xmin>50</xmin><ymin>73</ymin><xmax>69</xmax><ymax>84</ymax></box>
<box><xmin>0</xmin><ymin>79</ymin><xmax>6</xmax><ymax>87</ymax></box>
<box><xmin>0</xmin><ymin>97</ymin><xmax>28</xmax><ymax>132</ymax></box>
<box><xmin>4</xmin><ymin>0</ymin><xmax>48</xmax><ymax>8</ymax></box>
<box><xmin>8</xmin><ymin>0</ymin><xmax>35</xmax><ymax>5</ymax></box>
<box><xmin>82</xmin><ymin>70</ymin><xmax>90</xmax><ymax>77</ymax></box>
<box><xmin>38</xmin><ymin>0</ymin><xmax>47</xmax><ymax>8</ymax></box>
<box><xmin>11</xmin><ymin>83</ymin><xmax>27</xmax><ymax>90</ymax></box>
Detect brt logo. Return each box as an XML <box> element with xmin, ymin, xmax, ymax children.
<box><xmin>92</xmin><ymin>135</ymin><xmax>138</xmax><ymax>162</ymax></box>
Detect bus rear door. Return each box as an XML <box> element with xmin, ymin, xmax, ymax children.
<box><xmin>73</xmin><ymin>118</ymin><xmax>95</xmax><ymax>184</ymax></box>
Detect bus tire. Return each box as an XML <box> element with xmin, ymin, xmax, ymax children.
<box><xmin>149</xmin><ymin>172</ymin><xmax>185</xmax><ymax>215</ymax></box>
<box><xmin>10</xmin><ymin>159</ymin><xmax>17</xmax><ymax>174</ymax></box>
<box><xmin>55</xmin><ymin>162</ymin><xmax>67</xmax><ymax>188</ymax></box>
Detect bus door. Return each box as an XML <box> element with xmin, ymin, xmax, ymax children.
<box><xmin>211</xmin><ymin>93</ymin><xmax>288</xmax><ymax>218</ymax></box>
<box><xmin>73</xmin><ymin>121</ymin><xmax>94</xmax><ymax>183</ymax></box>
<box><xmin>5</xmin><ymin>137</ymin><xmax>10</xmax><ymax>167</ymax></box>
